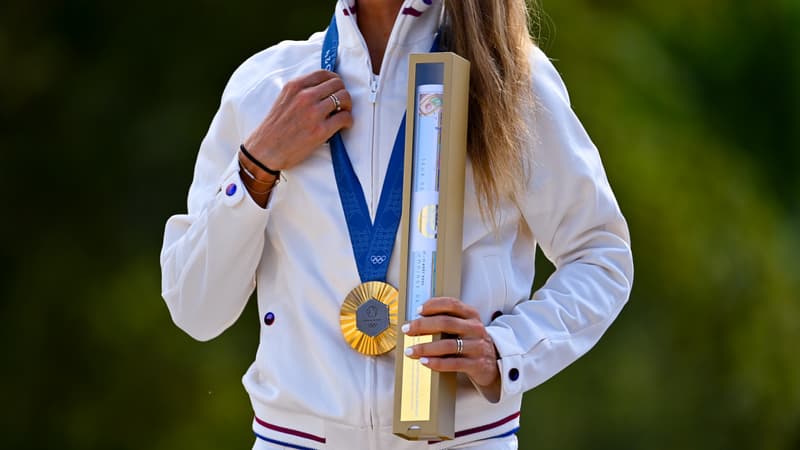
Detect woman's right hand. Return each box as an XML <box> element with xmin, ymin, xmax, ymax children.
<box><xmin>243</xmin><ymin>70</ymin><xmax>353</xmax><ymax>174</ymax></box>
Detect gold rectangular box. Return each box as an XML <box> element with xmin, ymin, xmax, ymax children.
<box><xmin>393</xmin><ymin>52</ymin><xmax>470</xmax><ymax>441</ymax></box>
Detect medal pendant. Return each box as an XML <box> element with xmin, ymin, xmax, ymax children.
<box><xmin>339</xmin><ymin>281</ymin><xmax>398</xmax><ymax>356</ymax></box>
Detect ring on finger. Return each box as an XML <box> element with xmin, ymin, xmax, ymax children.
<box><xmin>328</xmin><ymin>93</ymin><xmax>342</xmax><ymax>113</ymax></box>
<box><xmin>455</xmin><ymin>336</ymin><xmax>464</xmax><ymax>356</ymax></box>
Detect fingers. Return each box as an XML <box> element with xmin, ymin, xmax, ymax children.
<box><xmin>405</xmin><ymin>336</ymin><xmax>488</xmax><ymax>359</ymax></box>
<box><xmin>319</xmin><ymin>88</ymin><xmax>353</xmax><ymax>116</ymax></box>
<box><xmin>308</xmin><ymin>76</ymin><xmax>346</xmax><ymax>102</ymax></box>
<box><xmin>285</xmin><ymin>71</ymin><xmax>353</xmax><ymax>141</ymax></box>
<box><xmin>416</xmin><ymin>355</ymin><xmax>497</xmax><ymax>383</ymax></box>
<box><xmin>246</xmin><ymin>70</ymin><xmax>354</xmax><ymax>172</ymax></box>
<box><xmin>401</xmin><ymin>298</ymin><xmax>501</xmax><ymax>388</ymax></box>
<box><xmin>404</xmin><ymin>336</ymin><xmax>500</xmax><ymax>387</ymax></box>
<box><xmin>298</xmin><ymin>74</ymin><xmax>352</xmax><ymax>118</ymax></box>
<box><xmin>283</xmin><ymin>71</ymin><xmax>350</xmax><ymax>114</ymax></box>
<box><xmin>321</xmin><ymin>109</ymin><xmax>354</xmax><ymax>139</ymax></box>
<box><xmin>415</xmin><ymin>355</ymin><xmax>488</xmax><ymax>373</ymax></box>
<box><xmin>419</xmin><ymin>297</ymin><xmax>480</xmax><ymax>320</ymax></box>
<box><xmin>293</xmin><ymin>69</ymin><xmax>339</xmax><ymax>90</ymax></box>
<box><xmin>419</xmin><ymin>356</ymin><xmax>464</xmax><ymax>372</ymax></box>
<box><xmin>403</xmin><ymin>297</ymin><xmax>484</xmax><ymax>341</ymax></box>
<box><xmin>405</xmin><ymin>314</ymin><xmax>484</xmax><ymax>337</ymax></box>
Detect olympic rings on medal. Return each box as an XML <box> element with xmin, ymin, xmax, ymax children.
<box><xmin>328</xmin><ymin>93</ymin><xmax>342</xmax><ymax>113</ymax></box>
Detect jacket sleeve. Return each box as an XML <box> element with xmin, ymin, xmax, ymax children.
<box><xmin>484</xmin><ymin>47</ymin><xmax>634</xmax><ymax>400</ymax></box>
<box><xmin>160</xmin><ymin>85</ymin><xmax>271</xmax><ymax>342</ymax></box>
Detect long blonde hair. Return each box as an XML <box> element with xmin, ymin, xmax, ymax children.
<box><xmin>442</xmin><ymin>0</ymin><xmax>534</xmax><ymax>222</ymax></box>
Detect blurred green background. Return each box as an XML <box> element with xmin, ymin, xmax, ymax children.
<box><xmin>1</xmin><ymin>0</ymin><xmax>798</xmax><ymax>449</ymax></box>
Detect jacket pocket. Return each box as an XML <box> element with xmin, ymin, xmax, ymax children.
<box><xmin>482</xmin><ymin>254</ymin><xmax>509</xmax><ymax>323</ymax></box>
<box><xmin>461</xmin><ymin>254</ymin><xmax>508</xmax><ymax>324</ymax></box>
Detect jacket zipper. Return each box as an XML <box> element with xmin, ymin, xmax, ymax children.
<box><xmin>365</xmin><ymin>28</ymin><xmax>400</xmax><ymax>446</ymax></box>
<box><xmin>342</xmin><ymin>3</ymin><xmax>403</xmax><ymax>437</ymax></box>
<box><xmin>369</xmin><ymin>74</ymin><xmax>379</xmax><ymax>103</ymax></box>
<box><xmin>367</xmin><ymin>70</ymin><xmax>380</xmax><ymax>440</ymax></box>
<box><xmin>368</xmin><ymin>73</ymin><xmax>379</xmax><ymax>218</ymax></box>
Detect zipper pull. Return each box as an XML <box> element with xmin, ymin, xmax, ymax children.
<box><xmin>369</xmin><ymin>74</ymin><xmax>379</xmax><ymax>103</ymax></box>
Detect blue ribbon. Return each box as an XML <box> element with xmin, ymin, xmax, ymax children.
<box><xmin>322</xmin><ymin>15</ymin><xmax>439</xmax><ymax>283</ymax></box>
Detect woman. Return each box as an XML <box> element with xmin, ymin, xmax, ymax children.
<box><xmin>160</xmin><ymin>0</ymin><xmax>633</xmax><ymax>448</ymax></box>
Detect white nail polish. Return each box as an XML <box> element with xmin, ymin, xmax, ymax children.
<box><xmin>415</xmin><ymin>305</ymin><xmax>423</xmax><ymax>315</ymax></box>
<box><xmin>404</xmin><ymin>347</ymin><xmax>413</xmax><ymax>356</ymax></box>
<box><xmin>401</xmin><ymin>323</ymin><xmax>410</xmax><ymax>334</ymax></box>
<box><xmin>420</xmin><ymin>357</ymin><xmax>429</xmax><ymax>365</ymax></box>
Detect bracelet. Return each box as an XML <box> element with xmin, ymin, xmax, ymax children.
<box><xmin>242</xmin><ymin>182</ymin><xmax>272</xmax><ymax>196</ymax></box>
<box><xmin>239</xmin><ymin>158</ymin><xmax>276</xmax><ymax>186</ymax></box>
<box><xmin>240</xmin><ymin>144</ymin><xmax>281</xmax><ymax>177</ymax></box>
<box><xmin>238</xmin><ymin>161</ymin><xmax>278</xmax><ymax>194</ymax></box>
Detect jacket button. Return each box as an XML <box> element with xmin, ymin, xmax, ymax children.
<box><xmin>508</xmin><ymin>368</ymin><xmax>519</xmax><ymax>381</ymax></box>
<box><xmin>264</xmin><ymin>312</ymin><xmax>275</xmax><ymax>326</ymax></box>
<box><xmin>225</xmin><ymin>183</ymin><xmax>237</xmax><ymax>196</ymax></box>
<box><xmin>491</xmin><ymin>311</ymin><xmax>503</xmax><ymax>321</ymax></box>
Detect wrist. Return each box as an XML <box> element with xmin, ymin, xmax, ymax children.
<box><xmin>240</xmin><ymin>143</ymin><xmax>282</xmax><ymax>177</ymax></box>
<box><xmin>237</xmin><ymin>155</ymin><xmax>278</xmax><ymax>210</ymax></box>
<box><xmin>238</xmin><ymin>152</ymin><xmax>278</xmax><ymax>186</ymax></box>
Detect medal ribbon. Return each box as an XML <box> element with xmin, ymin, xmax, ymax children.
<box><xmin>322</xmin><ymin>15</ymin><xmax>439</xmax><ymax>283</ymax></box>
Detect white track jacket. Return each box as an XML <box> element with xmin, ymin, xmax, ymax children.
<box><xmin>160</xmin><ymin>0</ymin><xmax>634</xmax><ymax>448</ymax></box>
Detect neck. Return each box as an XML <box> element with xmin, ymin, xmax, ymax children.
<box><xmin>356</xmin><ymin>0</ymin><xmax>404</xmax><ymax>74</ymax></box>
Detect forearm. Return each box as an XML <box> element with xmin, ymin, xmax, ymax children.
<box><xmin>487</xmin><ymin>233</ymin><xmax>633</xmax><ymax>397</ymax></box>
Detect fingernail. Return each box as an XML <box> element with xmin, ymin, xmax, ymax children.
<box><xmin>401</xmin><ymin>323</ymin><xmax>410</xmax><ymax>334</ymax></box>
<box><xmin>415</xmin><ymin>305</ymin><xmax>423</xmax><ymax>315</ymax></box>
<box><xmin>404</xmin><ymin>347</ymin><xmax>413</xmax><ymax>356</ymax></box>
<box><xmin>420</xmin><ymin>357</ymin><xmax>429</xmax><ymax>365</ymax></box>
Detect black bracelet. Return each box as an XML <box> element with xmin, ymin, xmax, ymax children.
<box><xmin>240</xmin><ymin>144</ymin><xmax>281</xmax><ymax>177</ymax></box>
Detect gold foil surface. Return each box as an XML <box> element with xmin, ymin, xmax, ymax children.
<box><xmin>400</xmin><ymin>334</ymin><xmax>433</xmax><ymax>421</ymax></box>
<box><xmin>339</xmin><ymin>281</ymin><xmax>399</xmax><ymax>356</ymax></box>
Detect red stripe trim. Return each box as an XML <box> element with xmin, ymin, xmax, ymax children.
<box><xmin>428</xmin><ymin>412</ymin><xmax>521</xmax><ymax>444</ymax></box>
<box><xmin>254</xmin><ymin>416</ymin><xmax>326</xmax><ymax>444</ymax></box>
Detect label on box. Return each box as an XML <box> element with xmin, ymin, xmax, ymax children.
<box><xmin>406</xmin><ymin>84</ymin><xmax>444</xmax><ymax>322</ymax></box>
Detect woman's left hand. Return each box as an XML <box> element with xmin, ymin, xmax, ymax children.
<box><xmin>402</xmin><ymin>297</ymin><xmax>501</xmax><ymax>393</ymax></box>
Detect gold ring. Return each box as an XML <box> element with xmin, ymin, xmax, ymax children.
<box><xmin>329</xmin><ymin>93</ymin><xmax>342</xmax><ymax>113</ymax></box>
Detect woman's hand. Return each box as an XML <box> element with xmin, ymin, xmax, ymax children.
<box><xmin>244</xmin><ymin>69</ymin><xmax>353</xmax><ymax>172</ymax></box>
<box><xmin>402</xmin><ymin>297</ymin><xmax>501</xmax><ymax>395</ymax></box>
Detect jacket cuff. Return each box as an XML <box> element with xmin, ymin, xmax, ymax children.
<box><xmin>216</xmin><ymin>154</ymin><xmax>276</xmax><ymax>213</ymax></box>
<box><xmin>485</xmin><ymin>324</ymin><xmax>532</xmax><ymax>403</ymax></box>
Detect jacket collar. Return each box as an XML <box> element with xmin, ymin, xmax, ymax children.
<box><xmin>334</xmin><ymin>0</ymin><xmax>443</xmax><ymax>52</ymax></box>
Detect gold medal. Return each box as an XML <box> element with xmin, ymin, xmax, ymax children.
<box><xmin>340</xmin><ymin>281</ymin><xmax>398</xmax><ymax>356</ymax></box>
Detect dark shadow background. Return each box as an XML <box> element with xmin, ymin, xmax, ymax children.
<box><xmin>1</xmin><ymin>0</ymin><xmax>798</xmax><ymax>449</ymax></box>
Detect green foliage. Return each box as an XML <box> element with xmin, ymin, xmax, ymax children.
<box><xmin>1</xmin><ymin>0</ymin><xmax>797</xmax><ymax>449</ymax></box>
